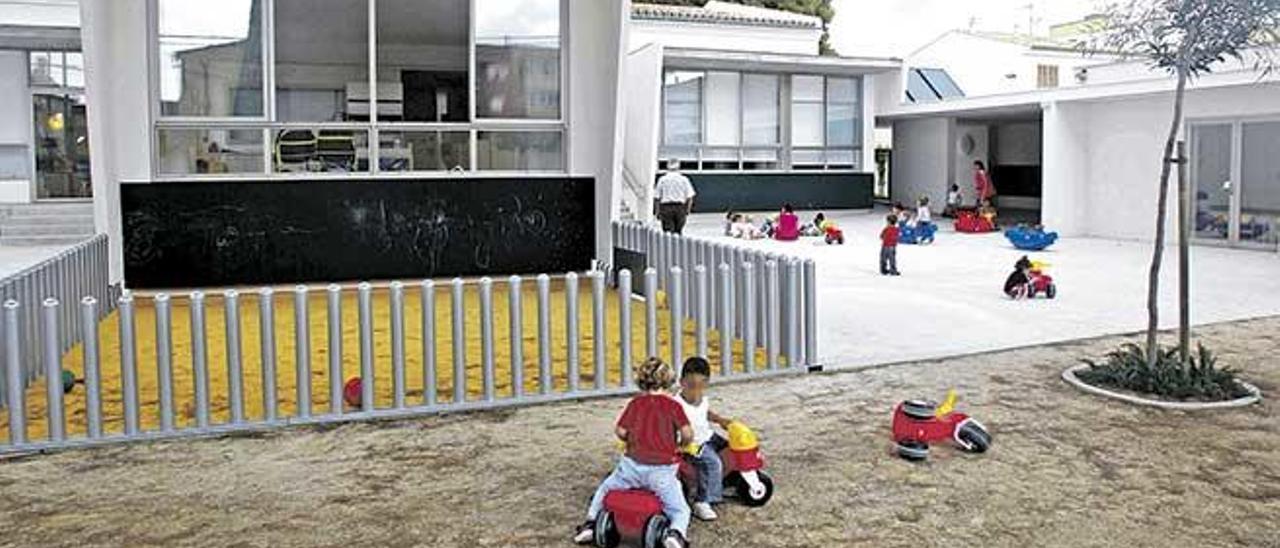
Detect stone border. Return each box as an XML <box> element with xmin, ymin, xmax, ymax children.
<box><xmin>1062</xmin><ymin>364</ymin><xmax>1262</xmax><ymax>410</ymax></box>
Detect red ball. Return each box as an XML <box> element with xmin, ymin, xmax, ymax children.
<box><xmin>343</xmin><ymin>377</ymin><xmax>363</xmax><ymax>407</ymax></box>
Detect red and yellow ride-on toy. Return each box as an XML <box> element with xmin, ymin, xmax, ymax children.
<box><xmin>593</xmin><ymin>422</ymin><xmax>773</xmax><ymax>548</ymax></box>
<box><xmin>678</xmin><ymin>421</ymin><xmax>774</xmax><ymax>507</ymax></box>
<box><xmin>1025</xmin><ymin>260</ymin><xmax>1057</xmax><ymax>299</ymax></box>
<box><xmin>891</xmin><ymin>390</ymin><xmax>992</xmax><ymax>461</ymax></box>
<box><xmin>820</xmin><ymin>220</ymin><xmax>846</xmax><ymax>245</ymax></box>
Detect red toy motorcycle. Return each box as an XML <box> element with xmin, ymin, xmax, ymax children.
<box><xmin>593</xmin><ymin>422</ymin><xmax>772</xmax><ymax>548</ymax></box>
<box><xmin>891</xmin><ymin>391</ymin><xmax>992</xmax><ymax>461</ymax></box>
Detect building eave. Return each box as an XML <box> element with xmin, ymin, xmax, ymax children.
<box><xmin>663</xmin><ymin>47</ymin><xmax>902</xmax><ymax>75</ymax></box>
<box><xmin>0</xmin><ymin>24</ymin><xmax>80</xmax><ymax>50</ymax></box>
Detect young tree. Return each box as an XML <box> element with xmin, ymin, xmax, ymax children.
<box><xmin>1093</xmin><ymin>0</ymin><xmax>1279</xmax><ymax>367</ymax></box>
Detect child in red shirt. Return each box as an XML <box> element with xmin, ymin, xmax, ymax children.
<box><xmin>880</xmin><ymin>214</ymin><xmax>901</xmax><ymax>276</ymax></box>
<box><xmin>574</xmin><ymin>358</ymin><xmax>694</xmax><ymax>548</ymax></box>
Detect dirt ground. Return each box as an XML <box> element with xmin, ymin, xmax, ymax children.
<box><xmin>1</xmin><ymin>317</ymin><xmax>1277</xmax><ymax>548</ymax></box>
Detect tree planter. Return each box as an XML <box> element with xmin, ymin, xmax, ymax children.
<box><xmin>1062</xmin><ymin>364</ymin><xmax>1262</xmax><ymax>411</ymax></box>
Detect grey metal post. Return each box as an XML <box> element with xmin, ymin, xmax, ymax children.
<box><xmin>669</xmin><ymin>266</ymin><xmax>684</xmax><ymax>372</ymax></box>
<box><xmin>390</xmin><ymin>281</ymin><xmax>406</xmax><ymax>409</ymax></box>
<box><xmin>755</xmin><ymin>253</ymin><xmax>767</xmax><ymax>344</ymax></box>
<box><xmin>81</xmin><ymin>296</ymin><xmax>101</xmax><ymax>438</ymax></box>
<box><xmin>733</xmin><ymin>247</ymin><xmax>745</xmax><ymax>338</ymax></box>
<box><xmin>742</xmin><ymin>262</ymin><xmax>756</xmax><ymax>374</ymax></box>
<box><xmin>190</xmin><ymin>291</ymin><xmax>210</xmax><ymax>428</ymax></box>
<box><xmin>788</xmin><ymin>259</ymin><xmax>798</xmax><ymax>371</ymax></box>
<box><xmin>590</xmin><ymin>270</ymin><xmax>606</xmax><ymax>390</ymax></box>
<box><xmin>536</xmin><ymin>274</ymin><xmax>551</xmax><ymax>394</ymax></box>
<box><xmin>326</xmin><ymin>284</ymin><xmax>343</xmax><ymax>415</ymax></box>
<box><xmin>357</xmin><ymin>283</ymin><xmax>374</xmax><ymax>412</ymax></box>
<box><xmin>717</xmin><ymin>263</ymin><xmax>732</xmax><ymax>376</ymax></box>
<box><xmin>421</xmin><ymin>280</ymin><xmax>437</xmax><ymax>406</ymax></box>
<box><xmin>508</xmin><ymin>275</ymin><xmax>524</xmax><ymax>399</ymax></box>
<box><xmin>565</xmin><ymin>272</ymin><xmax>580</xmax><ymax>392</ymax></box>
<box><xmin>42</xmin><ymin>298</ymin><xmax>64</xmax><ymax>442</ymax></box>
<box><xmin>644</xmin><ymin>268</ymin><xmax>658</xmax><ymax>358</ymax></box>
<box><xmin>293</xmin><ymin>285</ymin><xmax>311</xmax><ymax>418</ymax></box>
<box><xmin>765</xmin><ymin>261</ymin><xmax>780</xmax><ymax>371</ymax></box>
<box><xmin>155</xmin><ymin>294</ymin><xmax>176</xmax><ymax>432</ymax></box>
<box><xmin>4</xmin><ymin>301</ymin><xmax>24</xmax><ymax>444</ymax></box>
<box><xmin>225</xmin><ymin>290</ymin><xmax>244</xmax><ymax>424</ymax></box>
<box><xmin>451</xmin><ymin>278</ymin><xmax>466</xmax><ymax>404</ymax></box>
<box><xmin>804</xmin><ymin>260</ymin><xmax>818</xmax><ymax>368</ymax></box>
<box><xmin>778</xmin><ymin>256</ymin><xmax>789</xmax><ymax>361</ymax></box>
<box><xmin>118</xmin><ymin>293</ymin><xmax>139</xmax><ymax>434</ymax></box>
<box><xmin>694</xmin><ymin>265</ymin><xmax>708</xmax><ymax>358</ymax></box>
<box><xmin>257</xmin><ymin>288</ymin><xmax>276</xmax><ymax>422</ymax></box>
<box><xmin>618</xmin><ymin>269</ymin><xmax>633</xmax><ymax>388</ymax></box>
<box><xmin>479</xmin><ymin>277</ymin><xmax>495</xmax><ymax>402</ymax></box>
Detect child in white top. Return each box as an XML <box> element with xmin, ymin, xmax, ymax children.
<box><xmin>677</xmin><ymin>357</ymin><xmax>734</xmax><ymax>522</ymax></box>
<box><xmin>945</xmin><ymin>184</ymin><xmax>962</xmax><ymax>217</ymax></box>
<box><xmin>916</xmin><ymin>196</ymin><xmax>932</xmax><ymax>225</ymax></box>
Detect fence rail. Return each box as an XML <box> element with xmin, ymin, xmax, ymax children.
<box><xmin>0</xmin><ymin>235</ymin><xmax>116</xmax><ymax>411</ymax></box>
<box><xmin>0</xmin><ymin>228</ymin><xmax>816</xmax><ymax>455</ymax></box>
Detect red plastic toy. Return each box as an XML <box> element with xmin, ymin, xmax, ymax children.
<box><xmin>822</xmin><ymin>222</ymin><xmax>845</xmax><ymax>245</ymax></box>
<box><xmin>1026</xmin><ymin>261</ymin><xmax>1057</xmax><ymax>299</ymax></box>
<box><xmin>954</xmin><ymin>209</ymin><xmax>997</xmax><ymax>233</ymax></box>
<box><xmin>891</xmin><ymin>391</ymin><xmax>991</xmax><ymax>461</ymax></box>
<box><xmin>343</xmin><ymin>377</ymin><xmax>363</xmax><ymax>407</ymax></box>
<box><xmin>592</xmin><ymin>422</ymin><xmax>772</xmax><ymax>548</ymax></box>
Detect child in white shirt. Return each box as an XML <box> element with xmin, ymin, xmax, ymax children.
<box><xmin>677</xmin><ymin>357</ymin><xmax>735</xmax><ymax>522</ymax></box>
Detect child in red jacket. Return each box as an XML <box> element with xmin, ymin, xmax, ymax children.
<box><xmin>880</xmin><ymin>214</ymin><xmax>901</xmax><ymax>276</ymax></box>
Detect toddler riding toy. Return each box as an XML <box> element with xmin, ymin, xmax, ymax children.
<box><xmin>1025</xmin><ymin>260</ymin><xmax>1057</xmax><ymax>299</ymax></box>
<box><xmin>892</xmin><ymin>390</ymin><xmax>992</xmax><ymax>461</ymax></box>
<box><xmin>898</xmin><ymin>222</ymin><xmax>937</xmax><ymax>245</ymax></box>
<box><xmin>1005</xmin><ymin>225</ymin><xmax>1058</xmax><ymax>251</ymax></box>
<box><xmin>954</xmin><ymin>208</ymin><xmax>996</xmax><ymax>233</ymax></box>
<box><xmin>678</xmin><ymin>421</ymin><xmax>774</xmax><ymax>507</ymax></box>
<box><xmin>821</xmin><ymin>220</ymin><xmax>845</xmax><ymax>245</ymax></box>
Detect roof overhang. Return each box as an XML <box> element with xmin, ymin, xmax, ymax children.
<box><xmin>0</xmin><ymin>25</ymin><xmax>80</xmax><ymax>50</ymax></box>
<box><xmin>663</xmin><ymin>47</ymin><xmax>901</xmax><ymax>76</ymax></box>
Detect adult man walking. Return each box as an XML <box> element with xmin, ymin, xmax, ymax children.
<box><xmin>654</xmin><ymin>159</ymin><xmax>696</xmax><ymax>234</ymax></box>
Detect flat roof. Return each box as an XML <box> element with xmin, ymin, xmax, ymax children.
<box><xmin>664</xmin><ymin>47</ymin><xmax>901</xmax><ymax>75</ymax></box>
<box><xmin>0</xmin><ymin>24</ymin><xmax>79</xmax><ymax>50</ymax></box>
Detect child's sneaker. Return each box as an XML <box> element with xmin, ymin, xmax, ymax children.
<box><xmin>692</xmin><ymin>502</ymin><xmax>718</xmax><ymax>521</ymax></box>
<box><xmin>663</xmin><ymin>529</ymin><xmax>689</xmax><ymax>548</ymax></box>
<box><xmin>572</xmin><ymin>520</ymin><xmax>595</xmax><ymax>544</ymax></box>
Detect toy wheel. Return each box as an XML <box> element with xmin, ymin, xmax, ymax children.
<box><xmin>901</xmin><ymin>399</ymin><xmax>936</xmax><ymax>420</ymax></box>
<box><xmin>896</xmin><ymin>440</ymin><xmax>929</xmax><ymax>461</ymax></box>
<box><xmin>1046</xmin><ymin>284</ymin><xmax>1057</xmax><ymax>299</ymax></box>
<box><xmin>642</xmin><ymin>514</ymin><xmax>670</xmax><ymax>548</ymax></box>
<box><xmin>955</xmin><ymin>420</ymin><xmax>992</xmax><ymax>453</ymax></box>
<box><xmin>825</xmin><ymin>236</ymin><xmax>834</xmax><ymax>245</ymax></box>
<box><xmin>837</xmin><ymin>235</ymin><xmax>845</xmax><ymax>245</ymax></box>
<box><xmin>593</xmin><ymin>511</ymin><xmax>620</xmax><ymax>548</ymax></box>
<box><xmin>730</xmin><ymin>471</ymin><xmax>774</xmax><ymax>507</ymax></box>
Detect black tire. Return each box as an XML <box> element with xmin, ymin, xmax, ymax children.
<box><xmin>901</xmin><ymin>399</ymin><xmax>936</xmax><ymax>420</ymax></box>
<box><xmin>594</xmin><ymin>511</ymin><xmax>619</xmax><ymax>548</ymax></box>
<box><xmin>642</xmin><ymin>515</ymin><xmax>670</xmax><ymax>548</ymax></box>
<box><xmin>1046</xmin><ymin>284</ymin><xmax>1057</xmax><ymax>299</ymax></box>
<box><xmin>896</xmin><ymin>440</ymin><xmax>929</xmax><ymax>461</ymax></box>
<box><xmin>955</xmin><ymin>421</ymin><xmax>992</xmax><ymax>453</ymax></box>
<box><xmin>736</xmin><ymin>471</ymin><xmax>774</xmax><ymax>507</ymax></box>
<box><xmin>837</xmin><ymin>235</ymin><xmax>846</xmax><ymax>245</ymax></box>
<box><xmin>825</xmin><ymin>236</ymin><xmax>834</xmax><ymax>245</ymax></box>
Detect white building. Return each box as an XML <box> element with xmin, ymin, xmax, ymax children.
<box><xmin>623</xmin><ymin>2</ymin><xmax>899</xmax><ymax>217</ymax></box>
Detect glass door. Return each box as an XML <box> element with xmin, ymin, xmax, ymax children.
<box><xmin>1190</xmin><ymin>123</ymin><xmax>1233</xmax><ymax>242</ymax></box>
<box><xmin>32</xmin><ymin>92</ymin><xmax>92</xmax><ymax>199</ymax></box>
<box><xmin>1240</xmin><ymin>121</ymin><xmax>1280</xmax><ymax>248</ymax></box>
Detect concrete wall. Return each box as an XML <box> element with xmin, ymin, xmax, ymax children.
<box><xmin>994</xmin><ymin>122</ymin><xmax>1040</xmax><ymax>165</ymax></box>
<box><xmin>630</xmin><ymin>20</ymin><xmax>819</xmax><ymax>55</ymax></box>
<box><xmin>1041</xmin><ymin>101</ymin><xmax>1089</xmax><ymax>236</ymax></box>
<box><xmin>909</xmin><ymin>32</ymin><xmax>1098</xmax><ymax>97</ymax></box>
<box><xmin>890</xmin><ymin>116</ymin><xmax>952</xmax><ymax>211</ymax></box>
<box><xmin>953</xmin><ymin>123</ymin><xmax>989</xmax><ymax>203</ymax></box>
<box><xmin>0</xmin><ymin>51</ymin><xmax>31</xmax><ymax>202</ymax></box>
<box><xmin>622</xmin><ymin>41</ymin><xmax>663</xmax><ymax>220</ymax></box>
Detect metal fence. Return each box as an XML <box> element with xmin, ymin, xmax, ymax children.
<box><xmin>0</xmin><ymin>235</ymin><xmax>817</xmax><ymax>455</ymax></box>
<box><xmin>0</xmin><ymin>235</ymin><xmax>116</xmax><ymax>411</ymax></box>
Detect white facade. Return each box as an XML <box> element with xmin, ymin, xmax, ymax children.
<box><xmin>908</xmin><ymin>31</ymin><xmax>1106</xmax><ymax>97</ymax></box>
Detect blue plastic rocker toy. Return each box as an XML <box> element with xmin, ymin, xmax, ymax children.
<box><xmin>898</xmin><ymin>222</ymin><xmax>938</xmax><ymax>245</ymax></box>
<box><xmin>1004</xmin><ymin>225</ymin><xmax>1058</xmax><ymax>251</ymax></box>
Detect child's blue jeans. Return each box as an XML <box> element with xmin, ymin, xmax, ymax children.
<box><xmin>587</xmin><ymin>456</ymin><xmax>690</xmax><ymax>537</ymax></box>
<box><xmin>689</xmin><ymin>434</ymin><xmax>728</xmax><ymax>504</ymax></box>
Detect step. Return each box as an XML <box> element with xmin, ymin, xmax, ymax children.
<box><xmin>0</xmin><ymin>234</ymin><xmax>91</xmax><ymax>247</ymax></box>
<box><xmin>1</xmin><ymin>207</ymin><xmax>95</xmax><ymax>219</ymax></box>
<box><xmin>0</xmin><ymin>223</ymin><xmax>95</xmax><ymax>236</ymax></box>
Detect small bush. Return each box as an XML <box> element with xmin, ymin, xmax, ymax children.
<box><xmin>1076</xmin><ymin>343</ymin><xmax>1251</xmax><ymax>402</ymax></box>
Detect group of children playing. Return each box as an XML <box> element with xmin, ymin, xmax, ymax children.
<box><xmin>724</xmin><ymin>205</ymin><xmax>836</xmax><ymax>241</ymax></box>
<box><xmin>573</xmin><ymin>357</ymin><xmax>733</xmax><ymax>548</ymax></box>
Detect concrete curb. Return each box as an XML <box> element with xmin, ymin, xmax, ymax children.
<box><xmin>1061</xmin><ymin>363</ymin><xmax>1263</xmax><ymax>411</ymax></box>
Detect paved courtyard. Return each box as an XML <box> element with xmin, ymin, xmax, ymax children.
<box><xmin>0</xmin><ymin>245</ymin><xmax>65</xmax><ymax>279</ymax></box>
<box><xmin>685</xmin><ymin>209</ymin><xmax>1280</xmax><ymax>368</ymax></box>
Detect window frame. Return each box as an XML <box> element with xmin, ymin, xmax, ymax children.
<box><xmin>147</xmin><ymin>0</ymin><xmax>569</xmax><ymax>179</ymax></box>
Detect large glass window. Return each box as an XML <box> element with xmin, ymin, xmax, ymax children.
<box><xmin>663</xmin><ymin>71</ymin><xmax>703</xmax><ymax>146</ymax></box>
<box><xmin>274</xmin><ymin>0</ymin><xmax>367</xmax><ymax>122</ymax></box>
<box><xmin>29</xmin><ymin>51</ymin><xmax>84</xmax><ymax>89</ymax></box>
<box><xmin>157</xmin><ymin>128</ymin><xmax>264</xmax><ymax>176</ymax></box>
<box><xmin>378</xmin><ymin>131</ymin><xmax>470</xmax><ymax>172</ymax></box>
<box><xmin>32</xmin><ymin>93</ymin><xmax>92</xmax><ymax>198</ymax></box>
<box><xmin>477</xmin><ymin>131</ymin><xmax>563</xmax><ymax>171</ymax></box>
<box><xmin>158</xmin><ymin>0</ymin><xmax>263</xmax><ymax>117</ymax></box>
<box><xmin>826</xmin><ymin>77</ymin><xmax>859</xmax><ymax>147</ymax></box>
<box><xmin>1241</xmin><ymin>121</ymin><xmax>1280</xmax><ymax>245</ymax></box>
<box><xmin>743</xmin><ymin>74</ymin><xmax>779</xmax><ymax>146</ymax></box>
<box><xmin>704</xmin><ymin>72</ymin><xmax>740</xmax><ymax>147</ymax></box>
<box><xmin>475</xmin><ymin>0</ymin><xmax>562</xmax><ymax>119</ymax></box>
<box><xmin>377</xmin><ymin>0</ymin><xmax>468</xmax><ymax>122</ymax></box>
<box><xmin>790</xmin><ymin>75</ymin><xmax>824</xmax><ymax>148</ymax></box>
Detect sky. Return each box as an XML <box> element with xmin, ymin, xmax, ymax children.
<box><xmin>829</xmin><ymin>0</ymin><xmax>1107</xmax><ymax>58</ymax></box>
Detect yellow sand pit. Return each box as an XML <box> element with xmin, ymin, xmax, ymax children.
<box><xmin>2</xmin><ymin>281</ymin><xmax>773</xmax><ymax>441</ymax></box>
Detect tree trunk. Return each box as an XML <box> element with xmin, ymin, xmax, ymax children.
<box><xmin>1145</xmin><ymin>70</ymin><xmax>1189</xmax><ymax>367</ymax></box>
<box><xmin>1177</xmin><ymin>139</ymin><xmax>1190</xmax><ymax>367</ymax></box>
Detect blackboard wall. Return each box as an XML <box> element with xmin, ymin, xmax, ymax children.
<box><xmin>121</xmin><ymin>177</ymin><xmax>596</xmax><ymax>289</ymax></box>
<box><xmin>679</xmin><ymin>171</ymin><xmax>875</xmax><ymax>213</ymax></box>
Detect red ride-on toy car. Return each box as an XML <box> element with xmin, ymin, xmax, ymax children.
<box><xmin>1025</xmin><ymin>260</ymin><xmax>1056</xmax><ymax>299</ymax></box>
<box><xmin>678</xmin><ymin>421</ymin><xmax>774</xmax><ymax>507</ymax></box>
<box><xmin>891</xmin><ymin>390</ymin><xmax>991</xmax><ymax>461</ymax></box>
